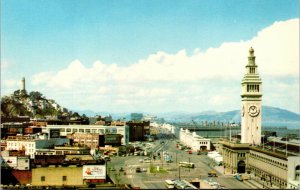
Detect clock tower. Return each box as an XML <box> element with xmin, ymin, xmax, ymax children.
<box><xmin>241</xmin><ymin>47</ymin><xmax>262</xmax><ymax>145</ymax></box>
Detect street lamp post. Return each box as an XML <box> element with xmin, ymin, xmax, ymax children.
<box><xmin>161</xmin><ymin>150</ymin><xmax>164</xmax><ymax>168</ymax></box>
<box><xmin>179</xmin><ymin>165</ymin><xmax>181</xmax><ymax>180</ymax></box>
<box><xmin>189</xmin><ymin>157</ymin><xmax>191</xmax><ymax>172</ymax></box>
<box><xmin>105</xmin><ymin>160</ymin><xmax>108</xmax><ymax>182</ymax></box>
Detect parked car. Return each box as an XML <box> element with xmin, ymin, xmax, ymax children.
<box><xmin>136</xmin><ymin>167</ymin><xmax>141</xmax><ymax>173</ymax></box>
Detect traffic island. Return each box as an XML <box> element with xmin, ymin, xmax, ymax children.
<box><xmin>149</xmin><ymin>165</ymin><xmax>167</xmax><ymax>173</ymax></box>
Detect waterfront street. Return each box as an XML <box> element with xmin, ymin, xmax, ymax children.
<box><xmin>108</xmin><ymin>139</ymin><xmax>252</xmax><ymax>189</ymax></box>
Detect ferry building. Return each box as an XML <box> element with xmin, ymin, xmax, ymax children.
<box><xmin>219</xmin><ymin>48</ymin><xmax>300</xmax><ymax>189</ymax></box>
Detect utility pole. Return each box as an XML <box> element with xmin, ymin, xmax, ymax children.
<box><xmin>105</xmin><ymin>160</ymin><xmax>108</xmax><ymax>181</ymax></box>
<box><xmin>285</xmin><ymin>135</ymin><xmax>288</xmax><ymax>156</ymax></box>
<box><xmin>273</xmin><ymin>138</ymin><xmax>275</xmax><ymax>152</ymax></box>
<box><xmin>229</xmin><ymin>124</ymin><xmax>232</xmax><ymax>142</ymax></box>
<box><xmin>179</xmin><ymin>165</ymin><xmax>181</xmax><ymax>180</ymax></box>
<box><xmin>161</xmin><ymin>150</ymin><xmax>163</xmax><ymax>168</ymax></box>
<box><xmin>189</xmin><ymin>157</ymin><xmax>190</xmax><ymax>172</ymax></box>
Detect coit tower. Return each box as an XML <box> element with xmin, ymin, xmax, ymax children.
<box><xmin>240</xmin><ymin>48</ymin><xmax>262</xmax><ymax>145</ymax></box>
<box><xmin>20</xmin><ymin>77</ymin><xmax>26</xmax><ymax>92</ymax></box>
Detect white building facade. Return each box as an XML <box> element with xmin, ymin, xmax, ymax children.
<box><xmin>179</xmin><ymin>128</ymin><xmax>211</xmax><ymax>151</ymax></box>
<box><xmin>45</xmin><ymin>125</ymin><xmax>129</xmax><ymax>145</ymax></box>
<box><xmin>287</xmin><ymin>156</ymin><xmax>300</xmax><ymax>189</ymax></box>
<box><xmin>6</xmin><ymin>137</ymin><xmax>36</xmax><ymax>159</ymax></box>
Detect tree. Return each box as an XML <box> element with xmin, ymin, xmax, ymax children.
<box><xmin>13</xmin><ymin>90</ymin><xmax>21</xmax><ymax>97</ymax></box>
<box><xmin>0</xmin><ymin>96</ymin><xmax>29</xmax><ymax>117</ymax></box>
<box><xmin>29</xmin><ymin>91</ymin><xmax>43</xmax><ymax>100</ymax></box>
<box><xmin>72</xmin><ymin>112</ymin><xmax>80</xmax><ymax>118</ymax></box>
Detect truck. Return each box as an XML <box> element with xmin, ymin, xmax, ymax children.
<box><xmin>208</xmin><ymin>170</ymin><xmax>217</xmax><ymax>177</ymax></box>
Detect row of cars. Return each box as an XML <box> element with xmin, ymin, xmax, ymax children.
<box><xmin>203</xmin><ymin>179</ymin><xmax>226</xmax><ymax>189</ymax></box>
<box><xmin>139</xmin><ymin>157</ymin><xmax>152</xmax><ymax>163</ymax></box>
<box><xmin>176</xmin><ymin>143</ymin><xmax>195</xmax><ymax>154</ymax></box>
<box><xmin>234</xmin><ymin>173</ymin><xmax>249</xmax><ymax>181</ymax></box>
<box><xmin>131</xmin><ymin>141</ymin><xmax>155</xmax><ymax>157</ymax></box>
<box><xmin>165</xmin><ymin>179</ymin><xmax>198</xmax><ymax>189</ymax></box>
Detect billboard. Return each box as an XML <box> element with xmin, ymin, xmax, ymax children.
<box><xmin>104</xmin><ymin>134</ymin><xmax>121</xmax><ymax>145</ymax></box>
<box><xmin>83</xmin><ymin>165</ymin><xmax>106</xmax><ymax>179</ymax></box>
<box><xmin>49</xmin><ymin>129</ymin><xmax>60</xmax><ymax>138</ymax></box>
<box><xmin>2</xmin><ymin>156</ymin><xmax>17</xmax><ymax>168</ymax></box>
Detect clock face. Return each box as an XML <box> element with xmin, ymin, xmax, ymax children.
<box><xmin>248</xmin><ymin>105</ymin><xmax>260</xmax><ymax>117</ymax></box>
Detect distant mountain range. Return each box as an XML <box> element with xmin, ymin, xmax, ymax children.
<box><xmin>77</xmin><ymin>106</ymin><xmax>300</xmax><ymax>129</ymax></box>
<box><xmin>160</xmin><ymin>106</ymin><xmax>300</xmax><ymax>122</ymax></box>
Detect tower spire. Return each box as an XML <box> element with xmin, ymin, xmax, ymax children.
<box><xmin>248</xmin><ymin>47</ymin><xmax>256</xmax><ymax>65</ymax></box>
<box><xmin>241</xmin><ymin>47</ymin><xmax>262</xmax><ymax>145</ymax></box>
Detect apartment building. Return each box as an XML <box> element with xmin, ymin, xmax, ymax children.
<box><xmin>45</xmin><ymin>125</ymin><xmax>129</xmax><ymax>145</ymax></box>
<box><xmin>6</xmin><ymin>136</ymin><xmax>36</xmax><ymax>159</ymax></box>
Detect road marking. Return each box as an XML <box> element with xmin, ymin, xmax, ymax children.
<box><xmin>127</xmin><ymin>164</ymin><xmax>140</xmax><ymax>167</ymax></box>
<box><xmin>144</xmin><ymin>180</ymin><xmax>164</xmax><ymax>183</ymax></box>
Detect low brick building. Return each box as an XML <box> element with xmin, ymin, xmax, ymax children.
<box><xmin>32</xmin><ymin>155</ymin><xmax>106</xmax><ymax>187</ymax></box>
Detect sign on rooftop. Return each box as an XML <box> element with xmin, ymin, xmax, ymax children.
<box><xmin>83</xmin><ymin>165</ymin><xmax>106</xmax><ymax>179</ymax></box>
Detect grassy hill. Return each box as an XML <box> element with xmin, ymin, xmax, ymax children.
<box><xmin>1</xmin><ymin>90</ymin><xmax>67</xmax><ymax>118</ymax></box>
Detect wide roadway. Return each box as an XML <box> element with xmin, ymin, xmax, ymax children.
<box><xmin>108</xmin><ymin>139</ymin><xmax>252</xmax><ymax>189</ymax></box>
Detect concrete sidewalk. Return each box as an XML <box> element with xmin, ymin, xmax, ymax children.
<box><xmin>249</xmin><ymin>176</ymin><xmax>280</xmax><ymax>189</ymax></box>
<box><xmin>245</xmin><ymin>179</ymin><xmax>263</xmax><ymax>189</ymax></box>
<box><xmin>212</xmin><ymin>165</ymin><xmax>273</xmax><ymax>189</ymax></box>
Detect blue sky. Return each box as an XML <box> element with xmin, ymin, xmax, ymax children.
<box><xmin>1</xmin><ymin>0</ymin><xmax>299</xmax><ymax>114</ymax></box>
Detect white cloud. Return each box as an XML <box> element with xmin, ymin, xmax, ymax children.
<box><xmin>30</xmin><ymin>18</ymin><xmax>299</xmax><ymax>113</ymax></box>
<box><xmin>1</xmin><ymin>78</ymin><xmax>19</xmax><ymax>96</ymax></box>
<box><xmin>2</xmin><ymin>79</ymin><xmax>18</xmax><ymax>89</ymax></box>
<box><xmin>32</xmin><ymin>71</ymin><xmax>54</xmax><ymax>86</ymax></box>
<box><xmin>1</xmin><ymin>60</ymin><xmax>10</xmax><ymax>70</ymax></box>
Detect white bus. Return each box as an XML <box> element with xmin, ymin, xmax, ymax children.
<box><xmin>179</xmin><ymin>162</ymin><xmax>195</xmax><ymax>168</ymax></box>
<box><xmin>165</xmin><ymin>180</ymin><xmax>175</xmax><ymax>189</ymax></box>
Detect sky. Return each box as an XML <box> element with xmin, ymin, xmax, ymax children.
<box><xmin>1</xmin><ymin>0</ymin><xmax>299</xmax><ymax>114</ymax></box>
